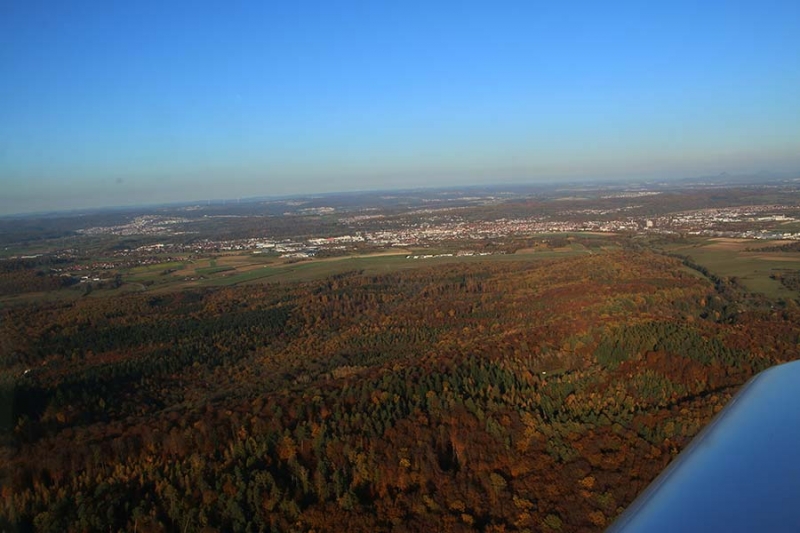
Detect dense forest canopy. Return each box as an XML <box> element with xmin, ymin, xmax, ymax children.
<box><xmin>2</xmin><ymin>247</ymin><xmax>797</xmax><ymax>532</ymax></box>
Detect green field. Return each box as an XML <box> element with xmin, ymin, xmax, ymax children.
<box><xmin>127</xmin><ymin>261</ymin><xmax>186</xmax><ymax>275</ymax></box>
<box><xmin>201</xmin><ymin>249</ymin><xmax>591</xmax><ymax>287</ymax></box>
<box><xmin>0</xmin><ymin>248</ymin><xmax>589</xmax><ymax>304</ymax></box>
<box><xmin>195</xmin><ymin>265</ymin><xmax>235</xmax><ymax>276</ymax></box>
<box><xmin>664</xmin><ymin>238</ymin><xmax>800</xmax><ymax>299</ymax></box>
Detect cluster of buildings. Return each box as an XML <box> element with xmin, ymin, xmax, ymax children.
<box><xmin>78</xmin><ymin>215</ymin><xmax>191</xmax><ymax>236</ymax></box>
<box><xmin>138</xmin><ymin>204</ymin><xmax>800</xmax><ymax>257</ymax></box>
<box><xmin>65</xmin><ymin>203</ymin><xmax>800</xmax><ymax>264</ymax></box>
<box><xmin>641</xmin><ymin>205</ymin><xmax>799</xmax><ymax>239</ymax></box>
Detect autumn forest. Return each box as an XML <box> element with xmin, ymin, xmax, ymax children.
<box><xmin>3</xmin><ymin>237</ymin><xmax>800</xmax><ymax>533</ymax></box>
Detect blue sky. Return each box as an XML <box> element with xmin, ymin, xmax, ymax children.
<box><xmin>1</xmin><ymin>0</ymin><xmax>799</xmax><ymax>214</ymax></box>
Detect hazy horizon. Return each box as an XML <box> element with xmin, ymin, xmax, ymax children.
<box><xmin>2</xmin><ymin>1</ymin><xmax>800</xmax><ymax>215</ymax></box>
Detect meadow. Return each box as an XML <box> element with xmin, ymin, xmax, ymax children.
<box><xmin>126</xmin><ymin>247</ymin><xmax>594</xmax><ymax>289</ymax></box>
<box><xmin>663</xmin><ymin>238</ymin><xmax>800</xmax><ymax>299</ymax></box>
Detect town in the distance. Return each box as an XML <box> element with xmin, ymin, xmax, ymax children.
<box><xmin>2</xmin><ymin>174</ymin><xmax>800</xmax><ymax>302</ymax></box>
